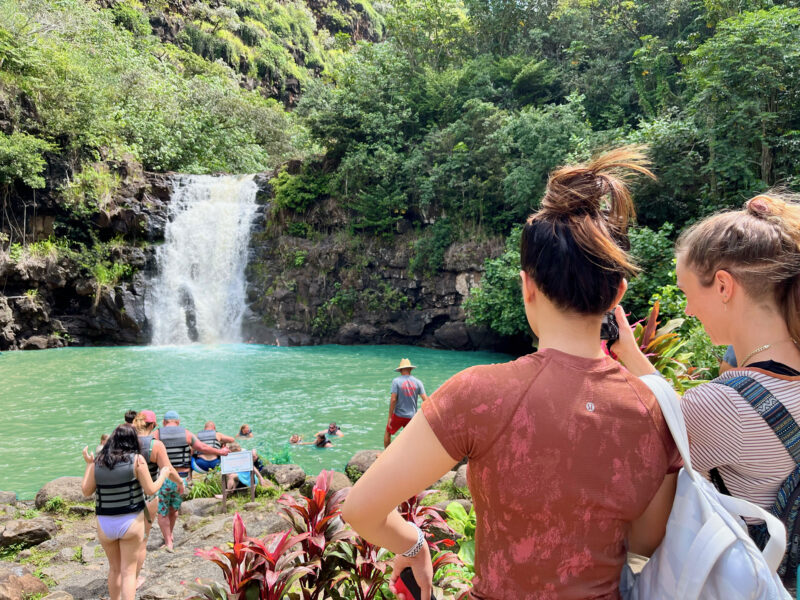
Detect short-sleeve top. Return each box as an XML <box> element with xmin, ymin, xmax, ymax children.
<box><xmin>391</xmin><ymin>375</ymin><xmax>426</xmax><ymax>418</ymax></box>
<box><xmin>682</xmin><ymin>367</ymin><xmax>800</xmax><ymax>510</ymax></box>
<box><xmin>422</xmin><ymin>348</ymin><xmax>681</xmax><ymax>600</ymax></box>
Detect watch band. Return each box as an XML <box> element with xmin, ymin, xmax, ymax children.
<box><xmin>401</xmin><ymin>523</ymin><xmax>425</xmax><ymax>558</ymax></box>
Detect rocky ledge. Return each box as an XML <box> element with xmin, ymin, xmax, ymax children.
<box><xmin>0</xmin><ymin>452</ymin><xmax>471</xmax><ymax>600</ymax></box>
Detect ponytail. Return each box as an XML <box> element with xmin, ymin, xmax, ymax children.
<box><xmin>521</xmin><ymin>146</ymin><xmax>656</xmax><ymax>315</ymax></box>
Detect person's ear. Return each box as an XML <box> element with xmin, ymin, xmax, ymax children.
<box><xmin>609</xmin><ymin>278</ymin><xmax>628</xmax><ymax>311</ymax></box>
<box><xmin>714</xmin><ymin>270</ymin><xmax>736</xmax><ymax>304</ymax></box>
<box><xmin>520</xmin><ymin>270</ymin><xmax>536</xmax><ymax>304</ymax></box>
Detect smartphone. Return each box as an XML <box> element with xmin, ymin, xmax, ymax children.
<box><xmin>394</xmin><ymin>567</ymin><xmax>435</xmax><ymax>600</ymax></box>
<box><xmin>600</xmin><ymin>311</ymin><xmax>619</xmax><ymax>344</ymax></box>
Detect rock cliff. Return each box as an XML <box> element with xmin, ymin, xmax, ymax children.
<box><xmin>1</xmin><ymin>166</ymin><xmax>522</xmax><ymax>352</ymax></box>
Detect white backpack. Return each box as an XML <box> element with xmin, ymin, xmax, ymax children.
<box><xmin>620</xmin><ymin>374</ymin><xmax>791</xmax><ymax>600</ymax></box>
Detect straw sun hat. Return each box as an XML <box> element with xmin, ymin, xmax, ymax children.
<box><xmin>394</xmin><ymin>358</ymin><xmax>417</xmax><ymax>372</ymax></box>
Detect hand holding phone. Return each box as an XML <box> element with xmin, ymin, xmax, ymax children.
<box><xmin>393</xmin><ymin>567</ymin><xmax>436</xmax><ymax>600</ymax></box>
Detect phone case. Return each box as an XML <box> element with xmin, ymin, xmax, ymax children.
<box><xmin>395</xmin><ymin>567</ymin><xmax>435</xmax><ymax>600</ymax></box>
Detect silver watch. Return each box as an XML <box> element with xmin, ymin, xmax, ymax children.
<box><xmin>401</xmin><ymin>523</ymin><xmax>425</xmax><ymax>558</ymax></box>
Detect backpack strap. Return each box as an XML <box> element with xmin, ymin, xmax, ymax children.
<box><xmin>719</xmin><ymin>375</ymin><xmax>800</xmax><ymax>464</ymax></box>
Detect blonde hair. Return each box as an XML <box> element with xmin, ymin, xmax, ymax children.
<box><xmin>133</xmin><ymin>412</ymin><xmax>153</xmax><ymax>435</ymax></box>
<box><xmin>676</xmin><ymin>191</ymin><xmax>800</xmax><ymax>340</ymax></box>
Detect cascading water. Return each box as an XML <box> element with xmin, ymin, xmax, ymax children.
<box><xmin>147</xmin><ymin>174</ymin><xmax>259</xmax><ymax>345</ymax></box>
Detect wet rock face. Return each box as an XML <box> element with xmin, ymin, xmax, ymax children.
<box><xmin>0</xmin><ymin>164</ymin><xmax>169</xmax><ymax>350</ymax></box>
<box><xmin>244</xmin><ymin>227</ymin><xmax>516</xmax><ymax>352</ymax></box>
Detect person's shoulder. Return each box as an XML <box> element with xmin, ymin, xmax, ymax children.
<box><xmin>682</xmin><ymin>375</ymin><xmax>749</xmax><ymax>417</ymax></box>
<box><xmin>437</xmin><ymin>354</ymin><xmax>543</xmax><ymax>395</ymax></box>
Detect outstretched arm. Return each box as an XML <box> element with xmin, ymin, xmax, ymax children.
<box><xmin>218</xmin><ymin>433</ymin><xmax>236</xmax><ymax>445</ymax></box>
<box><xmin>189</xmin><ymin>433</ymin><xmax>229</xmax><ymax>456</ymax></box>
<box><xmin>341</xmin><ymin>412</ymin><xmax>457</xmax><ymax>600</ymax></box>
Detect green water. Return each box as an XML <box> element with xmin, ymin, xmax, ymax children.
<box><xmin>0</xmin><ymin>344</ymin><xmax>511</xmax><ymax>499</ymax></box>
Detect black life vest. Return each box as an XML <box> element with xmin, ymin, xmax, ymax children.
<box><xmin>196</xmin><ymin>429</ymin><xmax>221</xmax><ymax>451</ymax></box>
<box><xmin>159</xmin><ymin>425</ymin><xmax>192</xmax><ymax>470</ymax></box>
<box><xmin>138</xmin><ymin>435</ymin><xmax>160</xmax><ymax>480</ymax></box>
<box><xmin>94</xmin><ymin>454</ymin><xmax>146</xmax><ymax>516</ymax></box>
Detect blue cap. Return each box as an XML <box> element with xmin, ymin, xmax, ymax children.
<box><xmin>164</xmin><ymin>410</ymin><xmax>180</xmax><ymax>421</ymax></box>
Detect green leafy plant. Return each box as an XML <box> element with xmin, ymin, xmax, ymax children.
<box><xmin>189</xmin><ymin>470</ymin><xmax>223</xmax><ymax>500</ymax></box>
<box><xmin>631</xmin><ymin>301</ymin><xmax>709</xmax><ymax>392</ymax></box>
<box><xmin>43</xmin><ymin>496</ymin><xmax>67</xmax><ymax>514</ymax></box>
<box><xmin>444</xmin><ymin>502</ymin><xmax>476</xmax><ymax>571</ymax></box>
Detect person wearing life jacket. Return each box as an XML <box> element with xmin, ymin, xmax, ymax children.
<box><xmin>152</xmin><ymin>410</ymin><xmax>228</xmax><ymax>550</ymax></box>
<box><xmin>132</xmin><ymin>410</ymin><xmax>183</xmax><ymax>585</ymax></box>
<box><xmin>81</xmin><ymin>424</ymin><xmax>169</xmax><ymax>600</ymax></box>
<box><xmin>192</xmin><ymin>421</ymin><xmax>235</xmax><ymax>473</ymax></box>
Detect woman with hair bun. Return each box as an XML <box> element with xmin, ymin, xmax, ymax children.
<box><xmin>342</xmin><ymin>147</ymin><xmax>681</xmax><ymax>599</ymax></box>
<box><xmin>611</xmin><ymin>191</ymin><xmax>800</xmax><ymax>589</ymax></box>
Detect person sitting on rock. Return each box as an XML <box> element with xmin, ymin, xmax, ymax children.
<box><xmin>81</xmin><ymin>424</ymin><xmax>169</xmax><ymax>600</ymax></box>
<box><xmin>133</xmin><ymin>410</ymin><xmax>183</xmax><ymax>586</ymax></box>
<box><xmin>152</xmin><ymin>410</ymin><xmax>229</xmax><ymax>551</ymax></box>
<box><xmin>223</xmin><ymin>443</ymin><xmax>269</xmax><ymax>490</ymax></box>
<box><xmin>236</xmin><ymin>424</ymin><xmax>253</xmax><ymax>439</ymax></box>
<box><xmin>192</xmin><ymin>421</ymin><xmax>235</xmax><ymax>473</ymax></box>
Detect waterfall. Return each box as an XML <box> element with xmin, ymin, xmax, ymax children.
<box><xmin>147</xmin><ymin>174</ymin><xmax>259</xmax><ymax>345</ymax></box>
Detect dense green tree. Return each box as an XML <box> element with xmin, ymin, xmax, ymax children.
<box><xmin>685</xmin><ymin>7</ymin><xmax>800</xmax><ymax>198</ymax></box>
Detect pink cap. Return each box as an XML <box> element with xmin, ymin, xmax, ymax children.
<box><xmin>141</xmin><ymin>410</ymin><xmax>157</xmax><ymax>424</ymax></box>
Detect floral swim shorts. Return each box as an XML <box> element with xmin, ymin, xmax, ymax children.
<box><xmin>157</xmin><ymin>479</ymin><xmax>183</xmax><ymax>516</ymax></box>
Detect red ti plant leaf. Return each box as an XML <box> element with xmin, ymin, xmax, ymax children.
<box><xmin>276</xmin><ymin>469</ymin><xmax>353</xmax><ymax>600</ymax></box>
<box><xmin>640</xmin><ymin>300</ymin><xmax>660</xmax><ymax>349</ymax></box>
<box><xmin>193</xmin><ymin>513</ymin><xmax>265</xmax><ymax>597</ymax></box>
<box><xmin>399</xmin><ymin>490</ymin><xmax>455</xmax><ymax>551</ymax></box>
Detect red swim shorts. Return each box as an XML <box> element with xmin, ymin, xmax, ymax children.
<box><xmin>386</xmin><ymin>413</ymin><xmax>412</xmax><ymax>435</ymax></box>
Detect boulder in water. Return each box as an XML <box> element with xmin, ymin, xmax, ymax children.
<box><xmin>35</xmin><ymin>477</ymin><xmax>93</xmax><ymax>509</ymax></box>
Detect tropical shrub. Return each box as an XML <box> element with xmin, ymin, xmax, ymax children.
<box><xmin>277</xmin><ymin>470</ymin><xmax>353</xmax><ymax>600</ymax></box>
<box><xmin>187</xmin><ymin>513</ymin><xmax>312</xmax><ymax>600</ymax></box>
<box><xmin>628</xmin><ymin>301</ymin><xmax>709</xmax><ymax>392</ymax></box>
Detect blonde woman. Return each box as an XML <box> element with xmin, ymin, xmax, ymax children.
<box><xmin>612</xmin><ymin>193</ymin><xmax>800</xmax><ymax>588</ymax></box>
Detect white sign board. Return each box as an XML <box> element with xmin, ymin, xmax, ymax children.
<box><xmin>220</xmin><ymin>451</ymin><xmax>253</xmax><ymax>475</ymax></box>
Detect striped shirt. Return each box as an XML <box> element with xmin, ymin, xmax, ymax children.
<box><xmin>682</xmin><ymin>367</ymin><xmax>800</xmax><ymax>510</ymax></box>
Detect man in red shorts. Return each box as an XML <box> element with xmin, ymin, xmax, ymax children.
<box><xmin>384</xmin><ymin>358</ymin><xmax>430</xmax><ymax>448</ymax></box>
